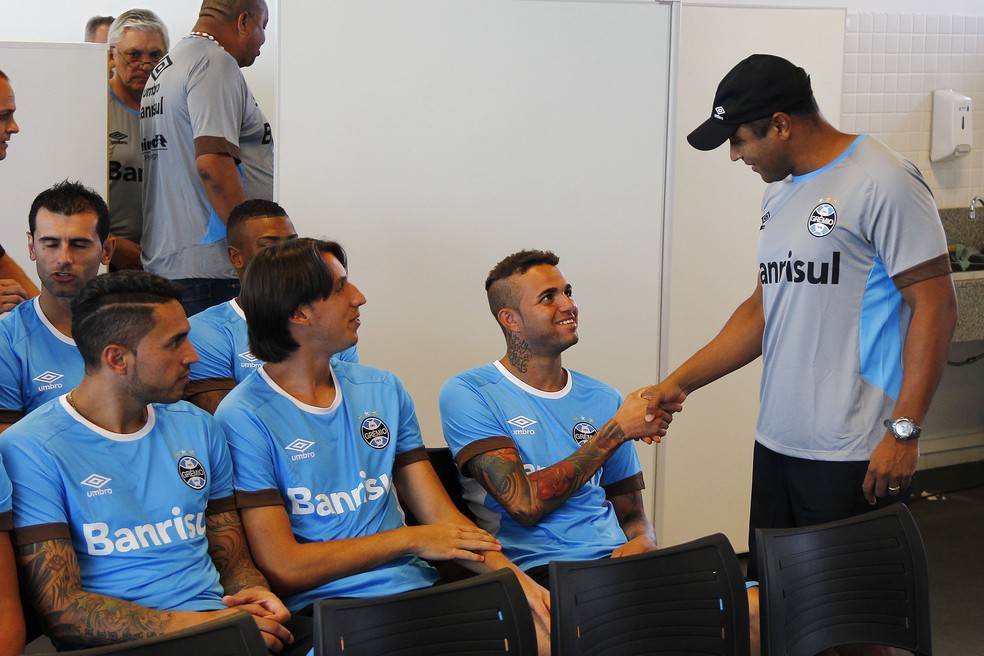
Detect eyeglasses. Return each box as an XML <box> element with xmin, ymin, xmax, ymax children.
<box><xmin>113</xmin><ymin>47</ymin><xmax>164</xmax><ymax>69</ymax></box>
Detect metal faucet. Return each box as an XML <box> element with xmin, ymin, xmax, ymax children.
<box><xmin>971</xmin><ymin>196</ymin><xmax>984</xmax><ymax>220</ymax></box>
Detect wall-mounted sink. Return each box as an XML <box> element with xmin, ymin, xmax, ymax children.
<box><xmin>951</xmin><ymin>269</ymin><xmax>984</xmax><ymax>343</ymax></box>
<box><xmin>941</xmin><ymin>208</ymin><xmax>984</xmax><ymax>343</ymax></box>
<box><xmin>953</xmin><ymin>269</ymin><xmax>984</xmax><ymax>282</ymax></box>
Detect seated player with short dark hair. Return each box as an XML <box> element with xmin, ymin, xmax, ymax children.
<box><xmin>186</xmin><ymin>199</ymin><xmax>357</xmax><ymax>414</ymax></box>
<box><xmin>1</xmin><ymin>270</ymin><xmax>310</xmax><ymax>653</ymax></box>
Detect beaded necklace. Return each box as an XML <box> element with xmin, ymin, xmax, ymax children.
<box><xmin>189</xmin><ymin>31</ymin><xmax>225</xmax><ymax>51</ymax></box>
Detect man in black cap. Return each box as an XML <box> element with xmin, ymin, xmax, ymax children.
<box><xmin>641</xmin><ymin>55</ymin><xmax>954</xmax><ymax>653</ymax></box>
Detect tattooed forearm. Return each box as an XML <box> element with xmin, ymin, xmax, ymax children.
<box><xmin>617</xmin><ymin>509</ymin><xmax>655</xmax><ymax>542</ymax></box>
<box><xmin>592</xmin><ymin>417</ymin><xmax>626</xmax><ymax>450</ymax></box>
<box><xmin>205</xmin><ymin>510</ymin><xmax>269</xmax><ymax>594</ymax></box>
<box><xmin>505</xmin><ymin>333</ymin><xmax>532</xmax><ymax>374</ymax></box>
<box><xmin>468</xmin><ymin>416</ymin><xmax>628</xmax><ymax>526</ymax></box>
<box><xmin>610</xmin><ymin>491</ymin><xmax>657</xmax><ymax>546</ymax></box>
<box><xmin>16</xmin><ymin>539</ymin><xmax>175</xmax><ymax>646</ymax></box>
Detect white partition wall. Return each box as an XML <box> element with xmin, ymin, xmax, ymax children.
<box><xmin>278</xmin><ymin>0</ymin><xmax>675</xmax><ymax>509</ymax></box>
<box><xmin>0</xmin><ymin>42</ymin><xmax>108</xmax><ymax>285</ymax></box>
<box><xmin>657</xmin><ymin>4</ymin><xmax>845</xmax><ymax>549</ymax></box>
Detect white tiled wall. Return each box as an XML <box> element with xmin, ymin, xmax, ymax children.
<box><xmin>842</xmin><ymin>12</ymin><xmax>984</xmax><ymax>209</ymax></box>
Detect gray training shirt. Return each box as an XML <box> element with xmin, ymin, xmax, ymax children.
<box><xmin>140</xmin><ymin>35</ymin><xmax>273</xmax><ymax>280</ymax></box>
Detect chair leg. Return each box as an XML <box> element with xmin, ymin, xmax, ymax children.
<box><xmin>748</xmin><ymin>586</ymin><xmax>761</xmax><ymax>656</ymax></box>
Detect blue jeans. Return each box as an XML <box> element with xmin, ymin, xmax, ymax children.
<box><xmin>172</xmin><ymin>278</ymin><xmax>240</xmax><ymax>317</ymax></box>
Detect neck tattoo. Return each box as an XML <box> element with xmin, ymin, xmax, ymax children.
<box><xmin>506</xmin><ymin>333</ymin><xmax>532</xmax><ymax>374</ymax></box>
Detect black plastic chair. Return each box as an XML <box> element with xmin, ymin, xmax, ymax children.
<box><xmin>402</xmin><ymin>447</ymin><xmax>475</xmax><ymax>526</ymax></box>
<box><xmin>549</xmin><ymin>533</ymin><xmax>751</xmax><ymax>656</ymax></box>
<box><xmin>69</xmin><ymin>611</ymin><xmax>268</xmax><ymax>655</ymax></box>
<box><xmin>756</xmin><ymin>504</ymin><xmax>932</xmax><ymax>656</ymax></box>
<box><xmin>314</xmin><ymin>568</ymin><xmax>537</xmax><ymax>655</ymax></box>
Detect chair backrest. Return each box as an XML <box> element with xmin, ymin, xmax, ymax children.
<box><xmin>70</xmin><ymin>611</ymin><xmax>268</xmax><ymax>655</ymax></box>
<box><xmin>314</xmin><ymin>568</ymin><xmax>537</xmax><ymax>656</ymax></box>
<box><xmin>402</xmin><ymin>447</ymin><xmax>475</xmax><ymax>526</ymax></box>
<box><xmin>549</xmin><ymin>533</ymin><xmax>751</xmax><ymax>656</ymax></box>
<box><xmin>756</xmin><ymin>504</ymin><xmax>932</xmax><ymax>656</ymax></box>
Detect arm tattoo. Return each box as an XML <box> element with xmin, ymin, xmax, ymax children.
<box><xmin>617</xmin><ymin>508</ymin><xmax>653</xmax><ymax>541</ymax></box>
<box><xmin>505</xmin><ymin>332</ymin><xmax>532</xmax><ymax>374</ymax></box>
<box><xmin>205</xmin><ymin>510</ymin><xmax>269</xmax><ymax>594</ymax></box>
<box><xmin>610</xmin><ymin>492</ymin><xmax>657</xmax><ymax>544</ymax></box>
<box><xmin>468</xmin><ymin>417</ymin><xmax>627</xmax><ymax>525</ymax></box>
<box><xmin>17</xmin><ymin>539</ymin><xmax>174</xmax><ymax>646</ymax></box>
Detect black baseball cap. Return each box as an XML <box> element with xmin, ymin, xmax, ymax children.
<box><xmin>687</xmin><ymin>54</ymin><xmax>814</xmax><ymax>151</ymax></box>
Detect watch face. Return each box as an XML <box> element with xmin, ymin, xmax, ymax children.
<box><xmin>895</xmin><ymin>419</ymin><xmax>915</xmax><ymax>438</ymax></box>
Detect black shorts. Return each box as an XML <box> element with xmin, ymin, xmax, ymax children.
<box><xmin>746</xmin><ymin>441</ymin><xmax>908</xmax><ymax>580</ymax></box>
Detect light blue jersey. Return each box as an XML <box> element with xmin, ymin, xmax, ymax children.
<box><xmin>0</xmin><ymin>455</ymin><xmax>11</xmax><ymax>532</ymax></box>
<box><xmin>215</xmin><ymin>361</ymin><xmax>437</xmax><ymax>611</ymax></box>
<box><xmin>189</xmin><ymin>299</ymin><xmax>358</xmax><ymax>384</ymax></box>
<box><xmin>0</xmin><ymin>397</ymin><xmax>235</xmax><ymax>611</ymax></box>
<box><xmin>0</xmin><ymin>298</ymin><xmax>83</xmax><ymax>416</ymax></box>
<box><xmin>439</xmin><ymin>361</ymin><xmax>642</xmax><ymax>571</ymax></box>
<box><xmin>757</xmin><ymin>135</ymin><xmax>948</xmax><ymax>460</ymax></box>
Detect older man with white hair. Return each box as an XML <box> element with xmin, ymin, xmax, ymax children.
<box><xmin>107</xmin><ymin>9</ymin><xmax>170</xmax><ymax>271</ymax></box>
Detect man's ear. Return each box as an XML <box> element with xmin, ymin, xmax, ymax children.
<box><xmin>497</xmin><ymin>307</ymin><xmax>521</xmax><ymax>333</ymax></box>
<box><xmin>102</xmin><ymin>344</ymin><xmax>130</xmax><ymax>376</ymax></box>
<box><xmin>101</xmin><ymin>235</ymin><xmax>116</xmax><ymax>266</ymax></box>
<box><xmin>237</xmin><ymin>11</ymin><xmax>251</xmax><ymax>35</ymax></box>
<box><xmin>772</xmin><ymin>112</ymin><xmax>792</xmax><ymax>140</ymax></box>
<box><xmin>290</xmin><ymin>303</ymin><xmax>311</xmax><ymax>327</ymax></box>
<box><xmin>228</xmin><ymin>245</ymin><xmax>244</xmax><ymax>271</ymax></box>
<box><xmin>26</xmin><ymin>231</ymin><xmax>37</xmax><ymax>262</ymax></box>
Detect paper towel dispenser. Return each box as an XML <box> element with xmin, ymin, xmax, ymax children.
<box><xmin>931</xmin><ymin>89</ymin><xmax>972</xmax><ymax>162</ymax></box>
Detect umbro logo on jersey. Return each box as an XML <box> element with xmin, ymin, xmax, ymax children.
<box><xmin>82</xmin><ymin>474</ymin><xmax>113</xmax><ymax>497</ymax></box>
<box><xmin>34</xmin><ymin>371</ymin><xmax>63</xmax><ymax>384</ymax></box>
<box><xmin>508</xmin><ymin>415</ymin><xmax>537</xmax><ymax>436</ymax></box>
<box><xmin>34</xmin><ymin>371</ymin><xmax>65</xmax><ymax>392</ymax></box>
<box><xmin>151</xmin><ymin>55</ymin><xmax>172</xmax><ymax>81</ymax></box>
<box><xmin>82</xmin><ymin>474</ymin><xmax>111</xmax><ymax>489</ymax></box>
<box><xmin>759</xmin><ymin>211</ymin><xmax>772</xmax><ymax>231</ymax></box>
<box><xmin>238</xmin><ymin>351</ymin><xmax>262</xmax><ymax>369</ymax></box>
<box><xmin>109</xmin><ymin>131</ymin><xmax>128</xmax><ymax>145</ymax></box>
<box><xmin>286</xmin><ymin>439</ymin><xmax>317</xmax><ymax>461</ymax></box>
<box><xmin>287</xmin><ymin>439</ymin><xmax>314</xmax><ymax>452</ymax></box>
<box><xmin>361</xmin><ymin>416</ymin><xmax>391</xmax><ymax>449</ymax></box>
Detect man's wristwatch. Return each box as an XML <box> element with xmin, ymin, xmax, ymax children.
<box><xmin>883</xmin><ymin>417</ymin><xmax>921</xmax><ymax>441</ymax></box>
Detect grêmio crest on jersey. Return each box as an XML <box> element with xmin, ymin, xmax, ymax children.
<box><xmin>571</xmin><ymin>419</ymin><xmax>598</xmax><ymax>445</ymax></box>
<box><xmin>360</xmin><ymin>414</ymin><xmax>391</xmax><ymax>449</ymax></box>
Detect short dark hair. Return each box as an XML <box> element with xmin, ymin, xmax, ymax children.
<box><xmin>84</xmin><ymin>15</ymin><xmax>115</xmax><ymax>42</ymax></box>
<box><xmin>71</xmin><ymin>271</ymin><xmax>184</xmax><ymax>370</ymax></box>
<box><xmin>28</xmin><ymin>180</ymin><xmax>111</xmax><ymax>243</ymax></box>
<box><xmin>200</xmin><ymin>0</ymin><xmax>266</xmax><ymax>21</ymax></box>
<box><xmin>227</xmin><ymin>198</ymin><xmax>289</xmax><ymax>247</ymax></box>
<box><xmin>485</xmin><ymin>249</ymin><xmax>559</xmax><ymax>316</ymax></box>
<box><xmin>242</xmin><ymin>238</ymin><xmax>348</xmax><ymax>363</ymax></box>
